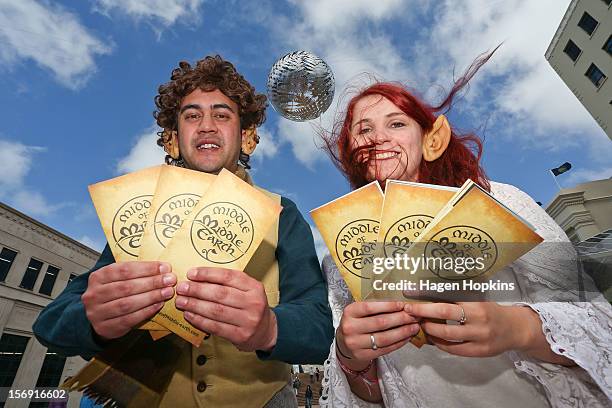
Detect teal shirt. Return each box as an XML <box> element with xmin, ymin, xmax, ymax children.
<box><xmin>33</xmin><ymin>197</ymin><xmax>333</xmax><ymax>364</ymax></box>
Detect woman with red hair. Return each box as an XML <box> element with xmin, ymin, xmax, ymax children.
<box><xmin>319</xmin><ymin>52</ymin><xmax>611</xmax><ymax>407</ymax></box>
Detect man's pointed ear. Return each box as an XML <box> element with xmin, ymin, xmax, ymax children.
<box><xmin>422</xmin><ymin>115</ymin><xmax>451</xmax><ymax>162</ymax></box>
<box><xmin>241</xmin><ymin>126</ymin><xmax>259</xmax><ymax>155</ymax></box>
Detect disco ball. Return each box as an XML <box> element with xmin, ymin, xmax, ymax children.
<box><xmin>267</xmin><ymin>51</ymin><xmax>335</xmax><ymax>122</ymax></box>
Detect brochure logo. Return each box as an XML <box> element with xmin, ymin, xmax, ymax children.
<box><xmin>191</xmin><ymin>202</ymin><xmax>254</xmax><ymax>264</ymax></box>
<box><xmin>154</xmin><ymin>193</ymin><xmax>201</xmax><ymax>247</ymax></box>
<box><xmin>112</xmin><ymin>195</ymin><xmax>153</xmax><ymax>256</ymax></box>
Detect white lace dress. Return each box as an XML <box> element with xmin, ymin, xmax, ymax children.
<box><xmin>320</xmin><ymin>182</ymin><xmax>612</xmax><ymax>407</ymax></box>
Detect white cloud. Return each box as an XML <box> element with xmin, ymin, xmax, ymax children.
<box><xmin>116</xmin><ymin>125</ymin><xmax>166</xmax><ymax>174</ymax></box>
<box><xmin>425</xmin><ymin>0</ymin><xmax>607</xmax><ymax>152</ymax></box>
<box><xmin>266</xmin><ymin>0</ymin><xmax>416</xmax><ymax>167</ymax></box>
<box><xmin>291</xmin><ymin>0</ymin><xmax>406</xmax><ymax>33</ymax></box>
<box><xmin>251</xmin><ymin>126</ymin><xmax>279</xmax><ymax>163</ymax></box>
<box><xmin>93</xmin><ymin>0</ymin><xmax>204</xmax><ymax>28</ymax></box>
<box><xmin>11</xmin><ymin>190</ymin><xmax>64</xmax><ymax>217</ymax></box>
<box><xmin>0</xmin><ymin>139</ymin><xmax>44</xmax><ymax>188</ymax></box>
<box><xmin>265</xmin><ymin>0</ymin><xmax>609</xmax><ymax>169</ymax></box>
<box><xmin>276</xmin><ymin>119</ymin><xmax>321</xmax><ymax>169</ymax></box>
<box><xmin>0</xmin><ymin>139</ymin><xmax>64</xmax><ymax>217</ymax></box>
<box><xmin>79</xmin><ymin>235</ymin><xmax>106</xmax><ymax>252</ymax></box>
<box><xmin>0</xmin><ymin>0</ymin><xmax>112</xmax><ymax>89</ymax></box>
<box><xmin>309</xmin><ymin>224</ymin><xmax>328</xmax><ymax>263</ymax></box>
<box><xmin>565</xmin><ymin>166</ymin><xmax>612</xmax><ymax>186</ymax></box>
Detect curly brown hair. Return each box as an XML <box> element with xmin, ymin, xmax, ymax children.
<box><xmin>154</xmin><ymin>55</ymin><xmax>267</xmax><ymax>164</ymax></box>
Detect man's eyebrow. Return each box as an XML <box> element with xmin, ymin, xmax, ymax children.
<box><xmin>212</xmin><ymin>103</ymin><xmax>235</xmax><ymax>113</ymax></box>
<box><xmin>179</xmin><ymin>103</ymin><xmax>236</xmax><ymax>114</ymax></box>
<box><xmin>179</xmin><ymin>104</ymin><xmax>200</xmax><ymax>114</ymax></box>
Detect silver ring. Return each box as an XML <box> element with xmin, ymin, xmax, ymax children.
<box><xmin>458</xmin><ymin>305</ymin><xmax>467</xmax><ymax>325</ymax></box>
<box><xmin>370</xmin><ymin>334</ymin><xmax>378</xmax><ymax>350</ymax></box>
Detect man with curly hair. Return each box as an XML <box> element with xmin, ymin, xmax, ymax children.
<box><xmin>33</xmin><ymin>55</ymin><xmax>334</xmax><ymax>408</ymax></box>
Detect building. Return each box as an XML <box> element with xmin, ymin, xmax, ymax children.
<box><xmin>0</xmin><ymin>201</ymin><xmax>100</xmax><ymax>408</ymax></box>
<box><xmin>545</xmin><ymin>0</ymin><xmax>612</xmax><ymax>139</ymax></box>
<box><xmin>546</xmin><ymin>178</ymin><xmax>612</xmax><ymax>300</ymax></box>
<box><xmin>546</xmin><ymin>178</ymin><xmax>612</xmax><ymax>242</ymax></box>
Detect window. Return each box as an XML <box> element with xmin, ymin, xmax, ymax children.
<box><xmin>0</xmin><ymin>247</ymin><xmax>17</xmax><ymax>282</ymax></box>
<box><xmin>19</xmin><ymin>258</ymin><xmax>43</xmax><ymax>290</ymax></box>
<box><xmin>35</xmin><ymin>351</ymin><xmax>67</xmax><ymax>387</ymax></box>
<box><xmin>585</xmin><ymin>63</ymin><xmax>607</xmax><ymax>87</ymax></box>
<box><xmin>0</xmin><ymin>333</ymin><xmax>29</xmax><ymax>387</ymax></box>
<box><xmin>39</xmin><ymin>265</ymin><xmax>60</xmax><ymax>296</ymax></box>
<box><xmin>68</xmin><ymin>273</ymin><xmax>77</xmax><ymax>284</ymax></box>
<box><xmin>604</xmin><ymin>35</ymin><xmax>612</xmax><ymax>57</ymax></box>
<box><xmin>29</xmin><ymin>351</ymin><xmax>68</xmax><ymax>408</ymax></box>
<box><xmin>563</xmin><ymin>39</ymin><xmax>582</xmax><ymax>61</ymax></box>
<box><xmin>577</xmin><ymin>12</ymin><xmax>598</xmax><ymax>36</ymax></box>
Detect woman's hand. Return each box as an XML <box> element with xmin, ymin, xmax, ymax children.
<box><xmin>405</xmin><ymin>302</ymin><xmax>574</xmax><ymax>365</ymax></box>
<box><xmin>337</xmin><ymin>301</ymin><xmax>420</xmax><ymax>370</ymax></box>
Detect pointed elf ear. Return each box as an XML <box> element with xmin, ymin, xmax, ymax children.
<box><xmin>241</xmin><ymin>126</ymin><xmax>260</xmax><ymax>155</ymax></box>
<box><xmin>162</xmin><ymin>129</ymin><xmax>180</xmax><ymax>160</ymax></box>
<box><xmin>422</xmin><ymin>115</ymin><xmax>451</xmax><ymax>162</ymax></box>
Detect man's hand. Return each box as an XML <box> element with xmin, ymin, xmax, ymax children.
<box><xmin>81</xmin><ymin>262</ymin><xmax>176</xmax><ymax>341</ymax></box>
<box><xmin>175</xmin><ymin>267</ymin><xmax>276</xmax><ymax>352</ymax></box>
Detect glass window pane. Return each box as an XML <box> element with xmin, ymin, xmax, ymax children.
<box><xmin>577</xmin><ymin>12</ymin><xmax>598</xmax><ymax>36</ymax></box>
<box><xmin>563</xmin><ymin>39</ymin><xmax>581</xmax><ymax>61</ymax></box>
<box><xmin>39</xmin><ymin>265</ymin><xmax>60</xmax><ymax>296</ymax></box>
<box><xmin>19</xmin><ymin>258</ymin><xmax>43</xmax><ymax>290</ymax></box>
<box><xmin>29</xmin><ymin>351</ymin><xmax>67</xmax><ymax>408</ymax></box>
<box><xmin>35</xmin><ymin>351</ymin><xmax>67</xmax><ymax>387</ymax></box>
<box><xmin>0</xmin><ymin>333</ymin><xmax>29</xmax><ymax>387</ymax></box>
<box><xmin>585</xmin><ymin>63</ymin><xmax>606</xmax><ymax>87</ymax></box>
<box><xmin>604</xmin><ymin>35</ymin><xmax>612</xmax><ymax>56</ymax></box>
<box><xmin>0</xmin><ymin>247</ymin><xmax>18</xmax><ymax>282</ymax></box>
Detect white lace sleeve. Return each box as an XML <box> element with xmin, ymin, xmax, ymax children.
<box><xmin>492</xmin><ymin>183</ymin><xmax>612</xmax><ymax>404</ymax></box>
<box><xmin>319</xmin><ymin>256</ymin><xmax>420</xmax><ymax>408</ymax></box>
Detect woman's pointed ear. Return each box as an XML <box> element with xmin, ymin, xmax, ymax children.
<box><xmin>422</xmin><ymin>115</ymin><xmax>451</xmax><ymax>162</ymax></box>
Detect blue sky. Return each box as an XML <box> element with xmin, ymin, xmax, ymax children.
<box><xmin>0</xmin><ymin>0</ymin><xmax>610</xmax><ymax>256</ymax></box>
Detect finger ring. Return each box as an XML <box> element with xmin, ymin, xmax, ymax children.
<box><xmin>370</xmin><ymin>334</ymin><xmax>378</xmax><ymax>350</ymax></box>
<box><xmin>458</xmin><ymin>305</ymin><xmax>467</xmax><ymax>325</ymax></box>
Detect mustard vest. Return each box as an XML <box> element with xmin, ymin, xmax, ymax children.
<box><xmin>159</xmin><ymin>189</ymin><xmax>291</xmax><ymax>408</ymax></box>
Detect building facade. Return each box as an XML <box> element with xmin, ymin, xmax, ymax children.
<box><xmin>546</xmin><ymin>178</ymin><xmax>612</xmax><ymax>242</ymax></box>
<box><xmin>545</xmin><ymin>0</ymin><xmax>612</xmax><ymax>139</ymax></box>
<box><xmin>546</xmin><ymin>178</ymin><xmax>612</xmax><ymax>300</ymax></box>
<box><xmin>0</xmin><ymin>202</ymin><xmax>100</xmax><ymax>408</ymax></box>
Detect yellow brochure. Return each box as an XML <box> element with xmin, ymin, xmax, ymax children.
<box><xmin>88</xmin><ymin>165</ymin><xmax>170</xmax><ymax>334</ymax></box>
<box><xmin>310</xmin><ymin>181</ymin><xmax>383</xmax><ymax>301</ymax></box>
<box><xmin>138</xmin><ymin>166</ymin><xmax>214</xmax><ymax>334</ymax></box>
<box><xmin>88</xmin><ymin>165</ymin><xmax>162</xmax><ymax>261</ymax></box>
<box><xmin>370</xmin><ymin>179</ymin><xmax>543</xmax><ymax>294</ymax></box>
<box><xmin>378</xmin><ymin>180</ymin><xmax>457</xmax><ymax>258</ymax></box>
<box><xmin>414</xmin><ymin>180</ymin><xmax>543</xmax><ymax>280</ymax></box>
<box><xmin>139</xmin><ymin>166</ymin><xmax>215</xmax><ymax>261</ymax></box>
<box><xmin>152</xmin><ymin>168</ymin><xmax>282</xmax><ymax>346</ymax></box>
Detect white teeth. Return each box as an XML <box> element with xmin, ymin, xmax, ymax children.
<box><xmin>369</xmin><ymin>152</ymin><xmax>398</xmax><ymax>160</ymax></box>
<box><xmin>197</xmin><ymin>143</ymin><xmax>220</xmax><ymax>150</ymax></box>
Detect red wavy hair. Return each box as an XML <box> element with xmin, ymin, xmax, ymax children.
<box><xmin>323</xmin><ymin>49</ymin><xmax>496</xmax><ymax>192</ymax></box>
